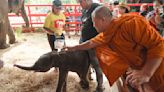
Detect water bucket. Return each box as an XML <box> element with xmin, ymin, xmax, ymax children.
<box><xmin>54</xmin><ymin>39</ymin><xmax>65</xmax><ymax>51</ymax></box>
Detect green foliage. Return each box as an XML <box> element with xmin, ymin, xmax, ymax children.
<box><xmin>15</xmin><ymin>27</ymin><xmax>22</xmax><ymax>37</ymax></box>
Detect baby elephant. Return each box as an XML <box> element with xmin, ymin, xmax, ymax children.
<box><xmin>14</xmin><ymin>50</ymin><xmax>90</xmax><ymax>92</ymax></box>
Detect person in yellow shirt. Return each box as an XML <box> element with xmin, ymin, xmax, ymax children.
<box><xmin>43</xmin><ymin>0</ymin><xmax>66</xmax><ymax>51</ymax></box>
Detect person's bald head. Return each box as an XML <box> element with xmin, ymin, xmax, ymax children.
<box><xmin>92</xmin><ymin>6</ymin><xmax>113</xmax><ymax>20</ymax></box>
<box><xmin>91</xmin><ymin>6</ymin><xmax>113</xmax><ymax>33</ymax></box>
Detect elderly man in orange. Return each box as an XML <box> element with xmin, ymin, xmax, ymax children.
<box><xmin>65</xmin><ymin>6</ymin><xmax>164</xmax><ymax>92</ymax></box>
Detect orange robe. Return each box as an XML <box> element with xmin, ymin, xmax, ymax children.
<box><xmin>91</xmin><ymin>14</ymin><xmax>164</xmax><ymax>91</ymax></box>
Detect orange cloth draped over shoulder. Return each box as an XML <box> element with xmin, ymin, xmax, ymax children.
<box><xmin>91</xmin><ymin>14</ymin><xmax>164</xmax><ymax>91</ymax></box>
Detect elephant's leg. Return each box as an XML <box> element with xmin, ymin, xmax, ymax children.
<box><xmin>56</xmin><ymin>69</ymin><xmax>68</xmax><ymax>92</ymax></box>
<box><xmin>0</xmin><ymin>20</ymin><xmax>10</xmax><ymax>49</ymax></box>
<box><xmin>78</xmin><ymin>70</ymin><xmax>89</xmax><ymax>89</ymax></box>
<box><xmin>0</xmin><ymin>0</ymin><xmax>10</xmax><ymax>49</ymax></box>
<box><xmin>21</xmin><ymin>1</ymin><xmax>29</xmax><ymax>27</ymax></box>
<box><xmin>7</xmin><ymin>18</ymin><xmax>16</xmax><ymax>44</ymax></box>
<box><xmin>62</xmin><ymin>72</ymin><xmax>68</xmax><ymax>92</ymax></box>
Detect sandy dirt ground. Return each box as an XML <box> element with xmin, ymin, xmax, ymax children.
<box><xmin>0</xmin><ymin>32</ymin><xmax>119</xmax><ymax>92</ymax></box>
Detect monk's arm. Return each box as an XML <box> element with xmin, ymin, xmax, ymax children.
<box><xmin>125</xmin><ymin>16</ymin><xmax>164</xmax><ymax>87</ymax></box>
<box><xmin>126</xmin><ymin>56</ymin><xmax>163</xmax><ymax>87</ymax></box>
<box><xmin>65</xmin><ymin>40</ymin><xmax>99</xmax><ymax>51</ymax></box>
<box><xmin>65</xmin><ymin>32</ymin><xmax>106</xmax><ymax>51</ymax></box>
<box><xmin>134</xmin><ymin>18</ymin><xmax>164</xmax><ymax>76</ymax></box>
<box><xmin>142</xmin><ymin>56</ymin><xmax>163</xmax><ymax>77</ymax></box>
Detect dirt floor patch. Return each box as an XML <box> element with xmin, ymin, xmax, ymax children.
<box><xmin>0</xmin><ymin>67</ymin><xmax>97</xmax><ymax>92</ymax></box>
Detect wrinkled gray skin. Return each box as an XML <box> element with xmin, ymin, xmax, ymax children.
<box><xmin>0</xmin><ymin>0</ymin><xmax>16</xmax><ymax>49</ymax></box>
<box><xmin>14</xmin><ymin>50</ymin><xmax>91</xmax><ymax>92</ymax></box>
<box><xmin>8</xmin><ymin>0</ymin><xmax>29</xmax><ymax>27</ymax></box>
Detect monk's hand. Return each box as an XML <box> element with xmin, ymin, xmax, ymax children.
<box><xmin>64</xmin><ymin>46</ymin><xmax>76</xmax><ymax>52</ymax></box>
<box><xmin>125</xmin><ymin>69</ymin><xmax>151</xmax><ymax>88</ymax></box>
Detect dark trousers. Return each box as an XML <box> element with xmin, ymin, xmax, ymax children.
<box><xmin>88</xmin><ymin>49</ymin><xmax>103</xmax><ymax>88</ymax></box>
<box><xmin>80</xmin><ymin>38</ymin><xmax>103</xmax><ymax>87</ymax></box>
<box><xmin>47</xmin><ymin>33</ymin><xmax>65</xmax><ymax>51</ymax></box>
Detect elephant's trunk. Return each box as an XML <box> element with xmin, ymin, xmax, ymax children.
<box><xmin>14</xmin><ymin>64</ymin><xmax>34</xmax><ymax>71</ymax></box>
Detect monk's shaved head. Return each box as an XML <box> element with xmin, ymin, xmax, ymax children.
<box><xmin>91</xmin><ymin>6</ymin><xmax>113</xmax><ymax>33</ymax></box>
<box><xmin>92</xmin><ymin>6</ymin><xmax>113</xmax><ymax>20</ymax></box>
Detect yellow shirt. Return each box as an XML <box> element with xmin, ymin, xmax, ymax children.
<box><xmin>44</xmin><ymin>12</ymin><xmax>66</xmax><ymax>36</ymax></box>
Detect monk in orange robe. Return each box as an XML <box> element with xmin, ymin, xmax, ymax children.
<box><xmin>65</xmin><ymin>6</ymin><xmax>164</xmax><ymax>92</ymax></box>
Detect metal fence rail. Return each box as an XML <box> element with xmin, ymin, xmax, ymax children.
<box><xmin>8</xmin><ymin>3</ymin><xmax>158</xmax><ymax>31</ymax></box>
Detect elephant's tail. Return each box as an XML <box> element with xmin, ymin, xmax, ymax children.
<box><xmin>14</xmin><ymin>64</ymin><xmax>34</xmax><ymax>71</ymax></box>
